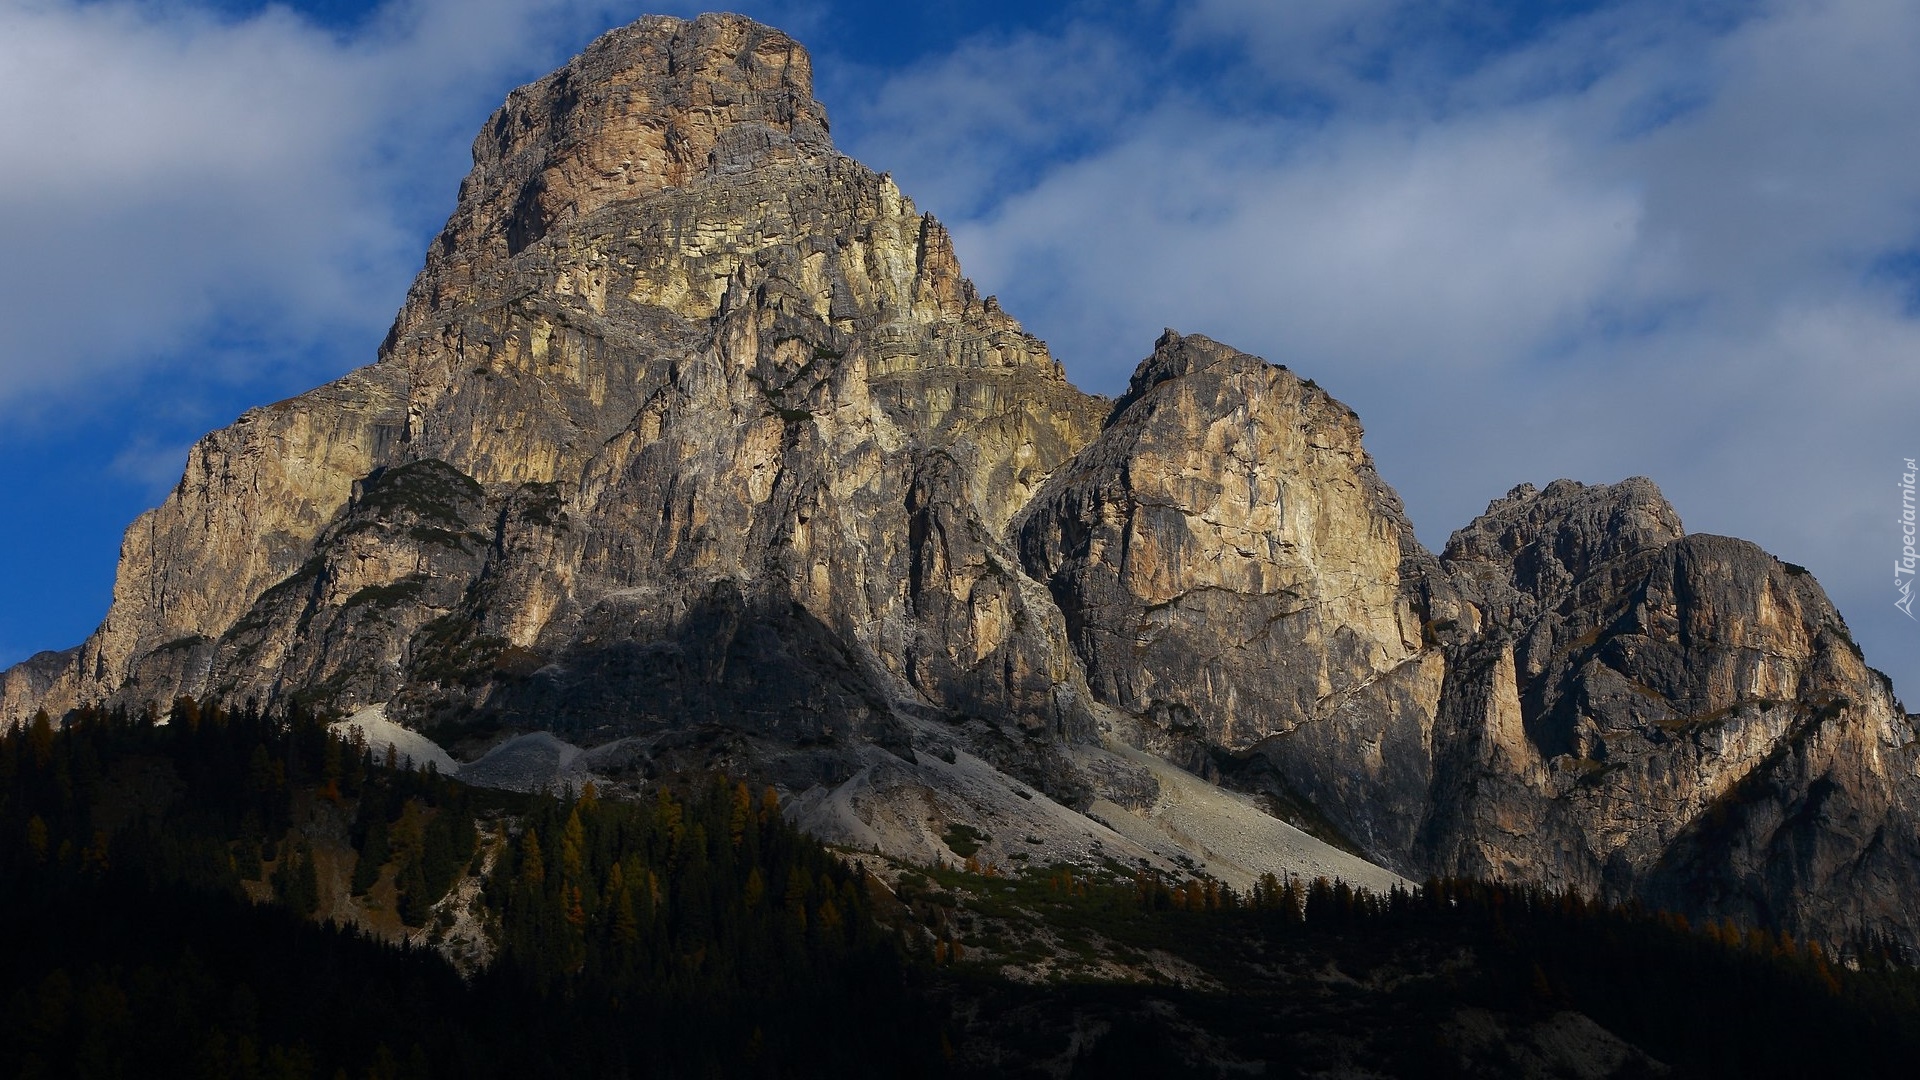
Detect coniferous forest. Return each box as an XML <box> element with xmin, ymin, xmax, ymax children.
<box><xmin>6</xmin><ymin>700</ymin><xmax>1920</xmax><ymax>1077</ymax></box>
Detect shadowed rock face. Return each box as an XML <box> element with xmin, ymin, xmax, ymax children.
<box><xmin>1016</xmin><ymin>331</ymin><xmax>1456</xmax><ymax>860</ymax></box>
<box><xmin>6</xmin><ymin>13</ymin><xmax>1917</xmax><ymax>949</ymax></box>
<box><xmin>1019</xmin><ymin>331</ymin><xmax>1429</xmax><ymax>747</ymax></box>
<box><xmin>1422</xmin><ymin>481</ymin><xmax>1920</xmax><ymax>946</ymax></box>
<box><xmin>1017</xmin><ymin>337</ymin><xmax>1920</xmax><ymax>945</ymax></box>
<box><xmin>5</xmin><ymin>13</ymin><xmax>1105</xmax><ymax>801</ymax></box>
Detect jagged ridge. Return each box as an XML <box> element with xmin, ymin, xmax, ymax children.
<box><xmin>6</xmin><ymin>12</ymin><xmax>1917</xmax><ymax>951</ymax></box>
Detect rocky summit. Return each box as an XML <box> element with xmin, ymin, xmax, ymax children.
<box><xmin>7</xmin><ymin>13</ymin><xmax>1917</xmax><ymax>950</ymax></box>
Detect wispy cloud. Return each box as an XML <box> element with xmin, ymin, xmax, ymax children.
<box><xmin>0</xmin><ymin>0</ymin><xmax>672</xmax><ymax>419</ymax></box>
<box><xmin>106</xmin><ymin>434</ymin><xmax>194</xmax><ymax>498</ymax></box>
<box><xmin>841</xmin><ymin>0</ymin><xmax>1920</xmax><ymax>696</ymax></box>
<box><xmin>826</xmin><ymin>19</ymin><xmax>1147</xmax><ymax>217</ymax></box>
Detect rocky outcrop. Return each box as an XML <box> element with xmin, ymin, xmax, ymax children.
<box><xmin>1422</xmin><ymin>480</ymin><xmax>1920</xmax><ymax>947</ymax></box>
<box><xmin>1014</xmin><ymin>337</ymin><xmax>1920</xmax><ymax>944</ymax></box>
<box><xmin>6</xmin><ymin>12</ymin><xmax>1917</xmax><ymax>950</ymax></box>
<box><xmin>1019</xmin><ymin>331</ymin><xmax>1427</xmax><ymax>744</ymax></box>
<box><xmin>0</xmin><ymin>649</ymin><xmax>75</xmax><ymax>724</ymax></box>
<box><xmin>1016</xmin><ymin>331</ymin><xmax>1453</xmax><ymax>859</ymax></box>
<box><xmin>43</xmin><ymin>366</ymin><xmax>411</xmax><ymax>721</ymax></box>
<box><xmin>3</xmin><ymin>14</ymin><xmax>1102</xmax><ymax>794</ymax></box>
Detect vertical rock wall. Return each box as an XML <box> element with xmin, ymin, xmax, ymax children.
<box><xmin>6</xmin><ymin>11</ymin><xmax>1916</xmax><ymax>950</ymax></box>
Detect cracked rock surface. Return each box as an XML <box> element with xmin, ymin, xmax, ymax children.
<box><xmin>8</xmin><ymin>12</ymin><xmax>1918</xmax><ymax>950</ymax></box>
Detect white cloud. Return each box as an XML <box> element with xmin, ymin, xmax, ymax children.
<box><xmin>952</xmin><ymin>102</ymin><xmax>1643</xmax><ymax>381</ymax></box>
<box><xmin>1623</xmin><ymin>0</ymin><xmax>1920</xmax><ymax>310</ymax></box>
<box><xmin>0</xmin><ymin>3</ymin><xmax>382</xmax><ymax>405</ymax></box>
<box><xmin>827</xmin><ymin>20</ymin><xmax>1145</xmax><ymax>218</ymax></box>
<box><xmin>1173</xmin><ymin>0</ymin><xmax>1432</xmax><ymax>110</ymax></box>
<box><xmin>845</xmin><ymin>0</ymin><xmax>1920</xmax><ymax>695</ymax></box>
<box><xmin>108</xmin><ymin>434</ymin><xmax>194</xmax><ymax>496</ymax></box>
<box><xmin>0</xmin><ymin>0</ymin><xmax>665</xmax><ymax>418</ymax></box>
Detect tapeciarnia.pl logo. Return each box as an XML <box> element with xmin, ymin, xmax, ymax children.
<box><xmin>1900</xmin><ymin>458</ymin><xmax>1918</xmax><ymax>619</ymax></box>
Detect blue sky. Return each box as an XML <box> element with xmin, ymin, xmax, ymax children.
<box><xmin>3</xmin><ymin>0</ymin><xmax>1918</xmax><ymax>701</ymax></box>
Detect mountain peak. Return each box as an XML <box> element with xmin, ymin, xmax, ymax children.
<box><xmin>1110</xmin><ymin>329</ymin><xmax>1337</xmax><ymax>424</ymax></box>
<box><xmin>430</xmin><ymin>13</ymin><xmax>831</xmax><ymax>274</ymax></box>
<box><xmin>7</xmin><ymin>12</ymin><xmax>1919</xmax><ymax>958</ymax></box>
<box><xmin>1444</xmin><ymin>475</ymin><xmax>1684</xmax><ymax>569</ymax></box>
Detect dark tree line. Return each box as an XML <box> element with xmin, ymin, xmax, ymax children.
<box><xmin>905</xmin><ymin>860</ymin><xmax>1920</xmax><ymax>1077</ymax></box>
<box><xmin>483</xmin><ymin>779</ymin><xmax>887</xmax><ymax>992</ymax></box>
<box><xmin>0</xmin><ymin>701</ymin><xmax>945</xmax><ymax>1078</ymax></box>
<box><xmin>9</xmin><ymin>697</ymin><xmax>1920</xmax><ymax>1077</ymax></box>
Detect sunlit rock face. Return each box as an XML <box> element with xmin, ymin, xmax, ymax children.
<box><xmin>1424</xmin><ymin>480</ymin><xmax>1920</xmax><ymax>948</ymax></box>
<box><xmin>7</xmin><ymin>12</ymin><xmax>1917</xmax><ymax>952</ymax></box>
<box><xmin>1016</xmin><ymin>330</ymin><xmax>1453</xmax><ymax>861</ymax></box>
<box><xmin>4</xmin><ymin>14</ymin><xmax>1103</xmax><ymax>793</ymax></box>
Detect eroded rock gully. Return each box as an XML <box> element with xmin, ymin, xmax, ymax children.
<box><xmin>9</xmin><ymin>13</ymin><xmax>1916</xmax><ymax>950</ymax></box>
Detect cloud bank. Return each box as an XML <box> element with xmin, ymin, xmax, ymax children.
<box><xmin>0</xmin><ymin>0</ymin><xmax>671</xmax><ymax>416</ymax></box>
<box><xmin>839</xmin><ymin>0</ymin><xmax>1920</xmax><ymax>695</ymax></box>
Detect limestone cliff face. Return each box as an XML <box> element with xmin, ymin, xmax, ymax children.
<box><xmin>1016</xmin><ymin>331</ymin><xmax>1452</xmax><ymax>858</ymax></box>
<box><xmin>1019</xmin><ymin>332</ymin><xmax>1427</xmax><ymax>740</ymax></box>
<box><xmin>1423</xmin><ymin>480</ymin><xmax>1920</xmax><ymax>946</ymax></box>
<box><xmin>2</xmin><ymin>14</ymin><xmax>1104</xmax><ymax>797</ymax></box>
<box><xmin>0</xmin><ymin>649</ymin><xmax>75</xmax><ymax>723</ymax></box>
<box><xmin>6</xmin><ymin>12</ymin><xmax>1917</xmax><ymax>949</ymax></box>
<box><xmin>1015</xmin><ymin>338</ymin><xmax>1920</xmax><ymax>944</ymax></box>
<box><xmin>39</xmin><ymin>366</ymin><xmax>410</xmax><ymax>722</ymax></box>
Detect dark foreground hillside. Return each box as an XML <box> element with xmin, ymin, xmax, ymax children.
<box><xmin>4</xmin><ymin>703</ymin><xmax>1919</xmax><ymax>1078</ymax></box>
<box><xmin>0</xmin><ymin>703</ymin><xmax>939</xmax><ymax>1078</ymax></box>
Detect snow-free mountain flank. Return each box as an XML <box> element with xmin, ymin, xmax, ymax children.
<box><xmin>5</xmin><ymin>12</ymin><xmax>1916</xmax><ymax>952</ymax></box>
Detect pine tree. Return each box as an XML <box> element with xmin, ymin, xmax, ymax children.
<box><xmin>420</xmin><ymin>813</ymin><xmax>456</xmax><ymax>900</ymax></box>
<box><xmin>352</xmin><ymin>819</ymin><xmax>390</xmax><ymax>897</ymax></box>
<box><xmin>320</xmin><ymin>733</ymin><xmax>343</xmax><ymax>800</ymax></box>
<box><xmin>272</xmin><ymin>845</ymin><xmax>320</xmax><ymax>918</ymax></box>
<box><xmin>28</xmin><ymin>710</ymin><xmax>54</xmax><ymax>769</ymax></box>
<box><xmin>560</xmin><ymin>807</ymin><xmax>586</xmax><ymax>884</ymax></box>
<box><xmin>295</xmin><ymin>846</ymin><xmax>320</xmax><ymax>917</ymax></box>
<box><xmin>519</xmin><ymin>829</ymin><xmax>545</xmax><ymax>890</ymax></box>
<box><xmin>397</xmin><ymin>855</ymin><xmax>432</xmax><ymax>927</ymax></box>
<box><xmin>169</xmin><ymin>696</ymin><xmax>201</xmax><ymax>731</ymax></box>
<box><xmin>730</xmin><ymin>781</ymin><xmax>752</xmax><ymax>846</ymax></box>
<box><xmin>25</xmin><ymin>815</ymin><xmax>48</xmax><ymax>863</ymax></box>
<box><xmin>235</xmin><ymin>835</ymin><xmax>264</xmax><ymax>881</ymax></box>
